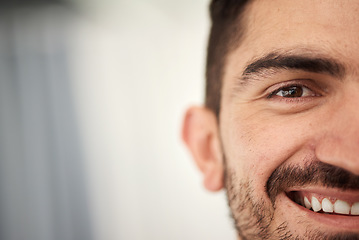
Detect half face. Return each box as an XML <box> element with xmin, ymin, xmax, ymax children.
<box><xmin>220</xmin><ymin>0</ymin><xmax>359</xmax><ymax>239</ymax></box>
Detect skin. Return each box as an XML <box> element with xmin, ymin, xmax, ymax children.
<box><xmin>183</xmin><ymin>0</ymin><xmax>359</xmax><ymax>239</ymax></box>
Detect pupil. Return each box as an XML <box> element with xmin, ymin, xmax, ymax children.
<box><xmin>283</xmin><ymin>86</ymin><xmax>303</xmax><ymax>98</ymax></box>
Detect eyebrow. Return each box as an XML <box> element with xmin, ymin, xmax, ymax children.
<box><xmin>240</xmin><ymin>52</ymin><xmax>346</xmax><ymax>84</ymax></box>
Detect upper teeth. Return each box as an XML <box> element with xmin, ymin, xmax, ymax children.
<box><xmin>303</xmin><ymin>196</ymin><xmax>359</xmax><ymax>215</ymax></box>
<box><xmin>322</xmin><ymin>198</ymin><xmax>333</xmax><ymax>213</ymax></box>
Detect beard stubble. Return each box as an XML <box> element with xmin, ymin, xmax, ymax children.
<box><xmin>224</xmin><ymin>158</ymin><xmax>359</xmax><ymax>240</ymax></box>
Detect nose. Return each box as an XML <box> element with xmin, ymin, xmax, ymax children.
<box><xmin>315</xmin><ymin>94</ymin><xmax>359</xmax><ymax>176</ymax></box>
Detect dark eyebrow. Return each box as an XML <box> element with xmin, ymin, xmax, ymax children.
<box><xmin>240</xmin><ymin>52</ymin><xmax>346</xmax><ymax>83</ymax></box>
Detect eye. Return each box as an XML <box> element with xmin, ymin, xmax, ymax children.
<box><xmin>268</xmin><ymin>85</ymin><xmax>316</xmax><ymax>99</ymax></box>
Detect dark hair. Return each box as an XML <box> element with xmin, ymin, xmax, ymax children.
<box><xmin>205</xmin><ymin>0</ymin><xmax>250</xmax><ymax>117</ymax></box>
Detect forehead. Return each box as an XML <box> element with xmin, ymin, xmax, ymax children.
<box><xmin>231</xmin><ymin>0</ymin><xmax>359</xmax><ymax>68</ymax></box>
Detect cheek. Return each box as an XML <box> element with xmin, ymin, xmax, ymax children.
<box><xmin>223</xmin><ymin>111</ymin><xmax>314</xmax><ymax>191</ymax></box>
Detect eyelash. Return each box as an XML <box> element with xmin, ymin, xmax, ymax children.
<box><xmin>266</xmin><ymin>83</ymin><xmax>320</xmax><ymax>101</ymax></box>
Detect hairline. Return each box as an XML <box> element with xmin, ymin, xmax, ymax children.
<box><xmin>205</xmin><ymin>0</ymin><xmax>254</xmax><ymax>119</ymax></box>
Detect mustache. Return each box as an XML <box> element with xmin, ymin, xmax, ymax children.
<box><xmin>266</xmin><ymin>161</ymin><xmax>359</xmax><ymax>204</ymax></box>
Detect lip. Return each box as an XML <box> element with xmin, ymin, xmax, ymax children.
<box><xmin>278</xmin><ymin>189</ymin><xmax>359</xmax><ymax>231</ymax></box>
<box><xmin>289</xmin><ymin>187</ymin><xmax>359</xmax><ymax>203</ymax></box>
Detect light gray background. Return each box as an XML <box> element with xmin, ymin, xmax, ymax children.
<box><xmin>73</xmin><ymin>1</ymin><xmax>236</xmax><ymax>239</ymax></box>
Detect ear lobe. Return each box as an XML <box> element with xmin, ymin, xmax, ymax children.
<box><xmin>182</xmin><ymin>106</ymin><xmax>224</xmax><ymax>191</ymax></box>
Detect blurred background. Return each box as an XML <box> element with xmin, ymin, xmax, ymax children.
<box><xmin>0</xmin><ymin>0</ymin><xmax>236</xmax><ymax>239</ymax></box>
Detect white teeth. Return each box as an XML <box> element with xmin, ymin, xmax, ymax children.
<box><xmin>304</xmin><ymin>196</ymin><xmax>311</xmax><ymax>209</ymax></box>
<box><xmin>334</xmin><ymin>200</ymin><xmax>350</xmax><ymax>215</ymax></box>
<box><xmin>311</xmin><ymin>197</ymin><xmax>322</xmax><ymax>212</ymax></box>
<box><xmin>322</xmin><ymin>198</ymin><xmax>334</xmax><ymax>213</ymax></box>
<box><xmin>301</xmin><ymin>196</ymin><xmax>359</xmax><ymax>215</ymax></box>
<box><xmin>350</xmin><ymin>202</ymin><xmax>359</xmax><ymax>215</ymax></box>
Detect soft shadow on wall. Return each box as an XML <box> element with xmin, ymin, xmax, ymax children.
<box><xmin>0</xmin><ymin>1</ymin><xmax>92</xmax><ymax>240</ymax></box>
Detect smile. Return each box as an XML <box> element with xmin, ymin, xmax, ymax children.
<box><xmin>274</xmin><ymin>187</ymin><xmax>359</xmax><ymax>232</ymax></box>
<box><xmin>288</xmin><ymin>190</ymin><xmax>359</xmax><ymax>216</ymax></box>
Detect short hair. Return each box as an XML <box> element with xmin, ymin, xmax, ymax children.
<box><xmin>205</xmin><ymin>0</ymin><xmax>250</xmax><ymax>117</ymax></box>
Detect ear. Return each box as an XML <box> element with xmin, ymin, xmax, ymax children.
<box><xmin>182</xmin><ymin>106</ymin><xmax>224</xmax><ymax>191</ymax></box>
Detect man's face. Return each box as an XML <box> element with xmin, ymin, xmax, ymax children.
<box><xmin>219</xmin><ymin>0</ymin><xmax>359</xmax><ymax>239</ymax></box>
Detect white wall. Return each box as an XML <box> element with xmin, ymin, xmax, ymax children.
<box><xmin>69</xmin><ymin>1</ymin><xmax>237</xmax><ymax>239</ymax></box>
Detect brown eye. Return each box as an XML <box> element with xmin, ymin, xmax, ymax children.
<box><xmin>275</xmin><ymin>86</ymin><xmax>304</xmax><ymax>98</ymax></box>
<box><xmin>268</xmin><ymin>85</ymin><xmax>316</xmax><ymax>99</ymax></box>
